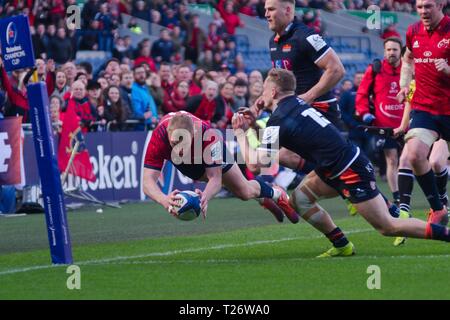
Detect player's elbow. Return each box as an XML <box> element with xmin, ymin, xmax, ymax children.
<box><xmin>333</xmin><ymin>63</ymin><xmax>345</xmax><ymax>81</ymax></box>
<box><xmin>246</xmin><ymin>164</ymin><xmax>261</xmax><ymax>175</ymax></box>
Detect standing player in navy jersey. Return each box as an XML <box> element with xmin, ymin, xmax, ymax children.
<box><xmin>266</xmin><ymin>0</ymin><xmax>345</xmax><ymax>129</ymax></box>
<box><xmin>142</xmin><ymin>111</ymin><xmax>298</xmax><ymax>222</ymax></box>
<box><xmin>233</xmin><ymin>69</ymin><xmax>450</xmax><ymax>245</ymax></box>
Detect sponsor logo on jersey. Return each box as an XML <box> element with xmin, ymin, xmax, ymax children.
<box><xmin>306</xmin><ymin>34</ymin><xmax>327</xmax><ymax>52</ymax></box>
<box><xmin>272</xmin><ymin>59</ymin><xmax>292</xmax><ymax>70</ymax></box>
<box><xmin>437</xmin><ymin>38</ymin><xmax>449</xmax><ymax>49</ymax></box>
<box><xmin>423</xmin><ymin>51</ymin><xmax>432</xmax><ymax>57</ymax></box>
<box><xmin>262</xmin><ymin>126</ymin><xmax>280</xmax><ymax>145</ymax></box>
<box><xmin>270</xmin><ymin>47</ymin><xmax>277</xmax><ymax>51</ymax></box>
<box><xmin>413</xmin><ymin>40</ymin><xmax>419</xmax><ymax>48</ymax></box>
<box><xmin>282</xmin><ymin>44</ymin><xmax>292</xmax><ymax>52</ymax></box>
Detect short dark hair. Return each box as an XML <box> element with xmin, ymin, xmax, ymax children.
<box><xmin>234</xmin><ymin>78</ymin><xmax>248</xmax><ymax>87</ymax></box>
<box><xmin>266</xmin><ymin>68</ymin><xmax>296</xmax><ymax>94</ymax></box>
<box><xmin>383</xmin><ymin>37</ymin><xmax>402</xmax><ymax>48</ymax></box>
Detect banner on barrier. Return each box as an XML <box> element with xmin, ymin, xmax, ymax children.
<box><xmin>23</xmin><ymin>131</ymin><xmax>206</xmax><ymax>202</ymax></box>
<box><xmin>0</xmin><ymin>116</ymin><xmax>23</xmax><ymax>185</ymax></box>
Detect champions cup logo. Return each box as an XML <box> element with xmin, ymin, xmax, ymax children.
<box><xmin>6</xmin><ymin>22</ymin><xmax>17</xmax><ymax>46</ymax></box>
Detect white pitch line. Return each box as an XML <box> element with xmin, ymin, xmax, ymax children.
<box><xmin>84</xmin><ymin>254</ymin><xmax>450</xmax><ymax>266</ymax></box>
<box><xmin>0</xmin><ymin>228</ymin><xmax>373</xmax><ymax>276</ymax></box>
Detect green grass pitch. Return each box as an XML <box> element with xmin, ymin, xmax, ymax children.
<box><xmin>0</xmin><ymin>182</ymin><xmax>449</xmax><ymax>300</ymax></box>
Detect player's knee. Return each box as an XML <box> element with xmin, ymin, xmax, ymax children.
<box><xmin>407</xmin><ymin>148</ymin><xmax>427</xmax><ymax>167</ymax></box>
<box><xmin>430</xmin><ymin>158</ymin><xmax>444</xmax><ymax>173</ymax></box>
<box><xmin>234</xmin><ymin>187</ymin><xmax>252</xmax><ymax>201</ymax></box>
<box><xmin>377</xmin><ymin>220</ymin><xmax>400</xmax><ymax>237</ymax></box>
<box><xmin>292</xmin><ymin>182</ymin><xmax>318</xmax><ymax>218</ymax></box>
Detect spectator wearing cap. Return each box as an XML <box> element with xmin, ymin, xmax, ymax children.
<box><xmin>233</xmin><ymin>78</ymin><xmax>248</xmax><ymax>111</ymax></box>
<box><xmin>151</xmin><ymin>29</ymin><xmax>176</xmax><ymax>64</ymax></box>
<box><xmin>75</xmin><ymin>72</ymin><xmax>89</xmax><ymax>86</ymax></box>
<box><xmin>184</xmin><ymin>14</ymin><xmax>206</xmax><ymax>64</ymax></box>
<box><xmin>186</xmin><ymin>80</ymin><xmax>219</xmax><ymax>122</ymax></box>
<box><xmin>131</xmin><ymin>65</ymin><xmax>158</xmax><ymax>130</ymax></box>
<box><xmin>104</xmin><ymin>58</ymin><xmax>122</xmax><ymax>77</ymax></box>
<box><xmin>86</xmin><ymin>80</ymin><xmax>103</xmax><ymax>120</ymax></box>
<box><xmin>162</xmin><ymin>80</ymin><xmax>189</xmax><ymax>114</ymax></box>
<box><xmin>134</xmin><ymin>45</ymin><xmax>157</xmax><ymax>73</ymax></box>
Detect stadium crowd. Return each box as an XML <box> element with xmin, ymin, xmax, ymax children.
<box><xmin>0</xmin><ymin>0</ymin><xmax>448</xmax><ymax>178</ymax></box>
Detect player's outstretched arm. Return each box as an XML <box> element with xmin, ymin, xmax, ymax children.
<box><xmin>143</xmin><ymin>167</ymin><xmax>180</xmax><ymax>215</ymax></box>
<box><xmin>197</xmin><ymin>166</ymin><xmax>222</xmax><ymax>219</ymax></box>
<box><xmin>397</xmin><ymin>48</ymin><xmax>414</xmax><ymax>103</ymax></box>
<box><xmin>299</xmin><ymin>49</ymin><xmax>345</xmax><ymax>104</ymax></box>
<box><xmin>232</xmin><ymin>113</ymin><xmax>276</xmax><ymax>174</ymax></box>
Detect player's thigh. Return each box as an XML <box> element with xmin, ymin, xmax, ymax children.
<box><xmin>429</xmin><ymin>139</ymin><xmax>449</xmax><ymax>170</ymax></box>
<box><xmin>353</xmin><ymin>193</ymin><xmax>395</xmax><ymax>232</ymax></box>
<box><xmin>405</xmin><ymin>110</ymin><xmax>439</xmax><ymax>160</ymax></box>
<box><xmin>222</xmin><ymin>163</ymin><xmax>255</xmax><ymax>195</ymax></box>
<box><xmin>295</xmin><ymin>171</ymin><xmax>340</xmax><ymax>200</ymax></box>
<box><xmin>279</xmin><ymin>147</ymin><xmax>303</xmax><ymax>169</ymax></box>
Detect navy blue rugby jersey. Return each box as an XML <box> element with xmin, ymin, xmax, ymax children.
<box><xmin>261</xmin><ymin>96</ymin><xmax>359</xmax><ymax>178</ymax></box>
<box><xmin>269</xmin><ymin>18</ymin><xmax>335</xmax><ymax>103</ymax></box>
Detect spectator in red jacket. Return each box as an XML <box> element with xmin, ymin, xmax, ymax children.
<box><xmin>162</xmin><ymin>81</ymin><xmax>190</xmax><ymax>114</ymax></box>
<box><xmin>134</xmin><ymin>45</ymin><xmax>157</xmax><ymax>72</ymax></box>
<box><xmin>186</xmin><ymin>80</ymin><xmax>219</xmax><ymax>122</ymax></box>
<box><xmin>217</xmin><ymin>0</ymin><xmax>245</xmax><ymax>37</ymax></box>
<box><xmin>65</xmin><ymin>80</ymin><xmax>97</xmax><ymax>132</ymax></box>
<box><xmin>381</xmin><ymin>24</ymin><xmax>401</xmax><ymax>40</ymax></box>
<box><xmin>355</xmin><ymin>37</ymin><xmax>404</xmax><ymax>204</ymax></box>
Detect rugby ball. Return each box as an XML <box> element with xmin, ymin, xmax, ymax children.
<box><xmin>173</xmin><ymin>191</ymin><xmax>201</xmax><ymax>221</ymax></box>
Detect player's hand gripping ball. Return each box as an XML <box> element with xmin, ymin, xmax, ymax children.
<box><xmin>171</xmin><ymin>191</ymin><xmax>201</xmax><ymax>221</ymax></box>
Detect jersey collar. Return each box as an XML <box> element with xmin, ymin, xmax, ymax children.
<box><xmin>274</xmin><ymin>17</ymin><xmax>297</xmax><ymax>43</ymax></box>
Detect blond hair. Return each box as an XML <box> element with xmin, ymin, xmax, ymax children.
<box><xmin>266</xmin><ymin>68</ymin><xmax>296</xmax><ymax>94</ymax></box>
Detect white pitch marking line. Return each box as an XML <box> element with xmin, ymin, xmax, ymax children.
<box><xmin>85</xmin><ymin>254</ymin><xmax>450</xmax><ymax>266</ymax></box>
<box><xmin>0</xmin><ymin>228</ymin><xmax>378</xmax><ymax>276</ymax></box>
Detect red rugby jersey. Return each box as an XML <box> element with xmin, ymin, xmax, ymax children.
<box><xmin>406</xmin><ymin>16</ymin><xmax>450</xmax><ymax>115</ymax></box>
<box><xmin>144</xmin><ymin>111</ymin><xmax>222</xmax><ymax>172</ymax></box>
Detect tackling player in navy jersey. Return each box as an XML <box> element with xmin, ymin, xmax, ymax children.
<box><xmin>265</xmin><ymin>0</ymin><xmax>345</xmax><ymax>129</ymax></box>
<box><xmin>233</xmin><ymin>69</ymin><xmax>450</xmax><ymax>245</ymax></box>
